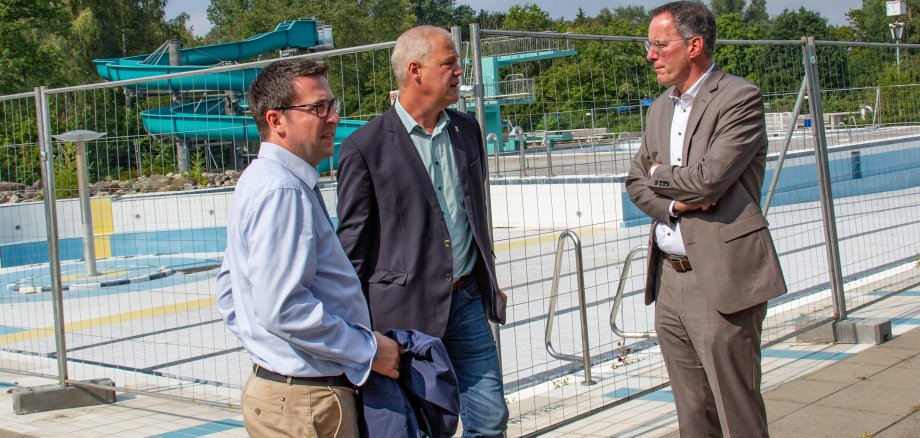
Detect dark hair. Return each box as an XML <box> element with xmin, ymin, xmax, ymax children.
<box><xmin>650</xmin><ymin>1</ymin><xmax>716</xmax><ymax>59</ymax></box>
<box><xmin>248</xmin><ymin>59</ymin><xmax>329</xmax><ymax>138</ymax></box>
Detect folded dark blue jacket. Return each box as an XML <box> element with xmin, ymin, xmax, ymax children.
<box><xmin>360</xmin><ymin>329</ymin><xmax>459</xmax><ymax>438</ymax></box>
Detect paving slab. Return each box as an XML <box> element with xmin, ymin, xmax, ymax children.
<box><xmin>764</xmin><ymin>399</ymin><xmax>807</xmax><ymax>423</ymax></box>
<box><xmin>876</xmin><ymin>416</ymin><xmax>920</xmax><ymax>438</ymax></box>
<box><xmin>817</xmin><ymin>379</ymin><xmax>920</xmax><ymax>416</ymax></box>
<box><xmin>865</xmin><ymin>366</ymin><xmax>920</xmax><ymax>392</ymax></box>
<box><xmin>799</xmin><ymin>361</ymin><xmax>884</xmax><ymax>384</ymax></box>
<box><xmin>763</xmin><ymin>379</ymin><xmax>849</xmax><ymax>404</ymax></box>
<box><xmin>842</xmin><ymin>344</ymin><xmax>915</xmax><ymax>367</ymax></box>
<box><xmin>769</xmin><ymin>403</ymin><xmax>900</xmax><ymax>437</ymax></box>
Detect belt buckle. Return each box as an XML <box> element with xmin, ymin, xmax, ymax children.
<box><xmin>667</xmin><ymin>254</ymin><xmax>691</xmax><ymax>272</ymax></box>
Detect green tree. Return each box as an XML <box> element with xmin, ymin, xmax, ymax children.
<box><xmin>847</xmin><ymin>0</ymin><xmax>919</xmax><ymax>44</ymax></box>
<box><xmin>713</xmin><ymin>13</ymin><xmax>766</xmax><ymax>84</ymax></box>
<box><xmin>207</xmin><ymin>0</ymin><xmax>415</xmax><ymax>48</ymax></box>
<box><xmin>411</xmin><ymin>0</ymin><xmax>456</xmax><ymax>27</ymax></box>
<box><xmin>502</xmin><ymin>4</ymin><xmax>558</xmax><ymax>32</ymax></box>
<box><xmin>0</xmin><ymin>0</ymin><xmax>72</xmax><ymax>93</ymax></box>
<box><xmin>710</xmin><ymin>0</ymin><xmax>745</xmax><ymax>17</ymax></box>
<box><xmin>743</xmin><ymin>0</ymin><xmax>768</xmax><ymax>24</ymax></box>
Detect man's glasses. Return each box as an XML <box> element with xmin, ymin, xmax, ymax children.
<box><xmin>644</xmin><ymin>38</ymin><xmax>691</xmax><ymax>54</ymax></box>
<box><xmin>274</xmin><ymin>97</ymin><xmax>342</xmax><ymax>118</ymax></box>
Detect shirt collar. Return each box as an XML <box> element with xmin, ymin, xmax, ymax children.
<box><xmin>394</xmin><ymin>97</ymin><xmax>451</xmax><ymax>136</ymax></box>
<box><xmin>257</xmin><ymin>142</ymin><xmax>320</xmax><ymax>189</ymax></box>
<box><xmin>670</xmin><ymin>63</ymin><xmax>716</xmax><ymax>104</ymax></box>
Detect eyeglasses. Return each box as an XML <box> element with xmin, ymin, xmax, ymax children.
<box><xmin>274</xmin><ymin>97</ymin><xmax>342</xmax><ymax>118</ymax></box>
<box><xmin>644</xmin><ymin>38</ymin><xmax>691</xmax><ymax>54</ymax></box>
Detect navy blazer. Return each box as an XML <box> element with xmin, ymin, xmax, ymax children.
<box><xmin>336</xmin><ymin>107</ymin><xmax>505</xmax><ymax>337</ymax></box>
<box><xmin>360</xmin><ymin>329</ymin><xmax>459</xmax><ymax>438</ymax></box>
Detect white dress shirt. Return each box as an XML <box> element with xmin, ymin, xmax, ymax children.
<box><xmin>216</xmin><ymin>142</ymin><xmax>377</xmax><ymax>385</ymax></box>
<box><xmin>654</xmin><ymin>63</ymin><xmax>716</xmax><ymax>256</ymax></box>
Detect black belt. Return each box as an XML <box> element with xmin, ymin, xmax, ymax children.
<box><xmin>452</xmin><ymin>274</ymin><xmax>473</xmax><ymax>291</ymax></box>
<box><xmin>664</xmin><ymin>253</ymin><xmax>692</xmax><ymax>272</ymax></box>
<box><xmin>253</xmin><ymin>365</ymin><xmax>353</xmax><ymax>388</ymax></box>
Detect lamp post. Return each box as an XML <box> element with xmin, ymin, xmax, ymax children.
<box><xmin>890</xmin><ymin>21</ymin><xmax>904</xmax><ymax>72</ymax></box>
<box><xmin>52</xmin><ymin>130</ymin><xmax>106</xmax><ymax>276</ymax></box>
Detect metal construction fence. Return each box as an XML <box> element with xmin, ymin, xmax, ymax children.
<box><xmin>0</xmin><ymin>24</ymin><xmax>918</xmax><ymax>437</ymax></box>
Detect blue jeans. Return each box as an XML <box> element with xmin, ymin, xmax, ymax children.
<box><xmin>442</xmin><ymin>279</ymin><xmax>509</xmax><ymax>438</ymax></box>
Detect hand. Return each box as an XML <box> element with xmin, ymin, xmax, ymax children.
<box><xmin>674</xmin><ymin>200</ymin><xmax>716</xmax><ymax>213</ymax></box>
<box><xmin>371</xmin><ymin>332</ymin><xmax>402</xmax><ymax>379</ymax></box>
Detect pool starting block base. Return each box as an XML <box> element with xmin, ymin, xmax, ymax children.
<box><xmin>13</xmin><ymin>378</ymin><xmax>116</xmax><ymax>415</ymax></box>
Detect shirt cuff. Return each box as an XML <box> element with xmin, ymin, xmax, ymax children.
<box><xmin>668</xmin><ymin>201</ymin><xmax>678</xmax><ymax>217</ymax></box>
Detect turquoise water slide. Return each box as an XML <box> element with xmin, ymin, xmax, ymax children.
<box><xmin>94</xmin><ymin>20</ymin><xmax>329</xmax><ymax>88</ymax></box>
<box><xmin>94</xmin><ymin>19</ymin><xmax>364</xmax><ymax>173</ymax></box>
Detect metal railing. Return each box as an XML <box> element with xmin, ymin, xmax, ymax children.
<box><xmin>609</xmin><ymin>245</ymin><xmax>655</xmax><ymax>340</ymax></box>
<box><xmin>544</xmin><ymin>229</ymin><xmax>596</xmax><ymax>386</ymax></box>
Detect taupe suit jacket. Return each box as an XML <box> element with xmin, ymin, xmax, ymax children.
<box><xmin>626</xmin><ymin>67</ymin><xmax>787</xmax><ymax>314</ymax></box>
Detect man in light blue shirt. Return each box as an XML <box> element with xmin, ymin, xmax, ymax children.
<box><xmin>216</xmin><ymin>59</ymin><xmax>400</xmax><ymax>438</ymax></box>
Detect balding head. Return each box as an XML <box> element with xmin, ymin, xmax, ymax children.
<box><xmin>391</xmin><ymin>25</ymin><xmax>455</xmax><ymax>86</ymax></box>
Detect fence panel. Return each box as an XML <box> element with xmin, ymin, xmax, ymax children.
<box><xmin>812</xmin><ymin>41</ymin><xmax>920</xmax><ymax>313</ymax></box>
<box><xmin>471</xmin><ymin>29</ymin><xmax>871</xmax><ymax>435</ymax></box>
<box><xmin>0</xmin><ymin>36</ymin><xmax>397</xmax><ymax>406</ymax></box>
<box><xmin>1</xmin><ymin>23</ymin><xmax>918</xmax><ymax>436</ymax></box>
<box><xmin>0</xmin><ymin>91</ymin><xmax>66</xmax><ymax>379</ymax></box>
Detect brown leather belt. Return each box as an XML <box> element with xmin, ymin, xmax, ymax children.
<box><xmin>253</xmin><ymin>365</ymin><xmax>353</xmax><ymax>388</ymax></box>
<box><xmin>664</xmin><ymin>253</ymin><xmax>692</xmax><ymax>272</ymax></box>
<box><xmin>452</xmin><ymin>274</ymin><xmax>473</xmax><ymax>291</ymax></box>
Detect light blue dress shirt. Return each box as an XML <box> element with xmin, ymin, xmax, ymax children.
<box><xmin>216</xmin><ymin>142</ymin><xmax>377</xmax><ymax>385</ymax></box>
<box><xmin>394</xmin><ymin>98</ymin><xmax>476</xmax><ymax>279</ymax></box>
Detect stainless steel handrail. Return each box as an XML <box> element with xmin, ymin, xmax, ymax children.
<box><xmin>543</xmin><ymin>134</ymin><xmax>554</xmax><ymax>176</ymax></box>
<box><xmin>511</xmin><ymin>126</ymin><xmax>526</xmax><ymax>176</ymax></box>
<box><xmin>545</xmin><ymin>229</ymin><xmax>597</xmax><ymax>385</ymax></box>
<box><xmin>486</xmin><ymin>132</ymin><xmax>501</xmax><ymax>176</ymax></box>
<box><xmin>609</xmin><ymin>245</ymin><xmax>656</xmax><ymax>340</ymax></box>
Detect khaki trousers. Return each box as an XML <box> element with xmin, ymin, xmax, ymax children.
<box><xmin>242</xmin><ymin>373</ymin><xmax>359</xmax><ymax>438</ymax></box>
<box><xmin>655</xmin><ymin>258</ymin><xmax>769</xmax><ymax>438</ymax></box>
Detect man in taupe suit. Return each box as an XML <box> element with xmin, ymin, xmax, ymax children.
<box><xmin>626</xmin><ymin>2</ymin><xmax>786</xmax><ymax>437</ymax></box>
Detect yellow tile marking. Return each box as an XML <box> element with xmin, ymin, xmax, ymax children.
<box><xmin>61</xmin><ymin>269</ymin><xmax>129</xmax><ymax>282</ymax></box>
<box><xmin>494</xmin><ymin>225</ymin><xmax>617</xmax><ymax>252</ymax></box>
<box><xmin>0</xmin><ymin>296</ymin><xmax>216</xmax><ymax>346</ymax></box>
<box><xmin>91</xmin><ymin>197</ymin><xmax>113</xmax><ymax>258</ymax></box>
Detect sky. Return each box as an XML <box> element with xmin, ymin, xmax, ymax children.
<box><xmin>167</xmin><ymin>0</ymin><xmax>864</xmax><ymax>38</ymax></box>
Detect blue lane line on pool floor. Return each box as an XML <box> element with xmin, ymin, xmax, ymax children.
<box><xmin>148</xmin><ymin>419</ymin><xmax>243</xmax><ymax>437</ymax></box>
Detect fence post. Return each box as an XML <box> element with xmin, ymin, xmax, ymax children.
<box><xmin>469</xmin><ymin>23</ymin><xmax>503</xmax><ymax>363</ymax></box>
<box><xmin>35</xmin><ymin>86</ymin><xmax>69</xmax><ymax>387</ymax></box>
<box><xmin>451</xmin><ymin>26</ymin><xmax>466</xmax><ymax>113</ymax></box>
<box><xmin>802</xmin><ymin>37</ymin><xmax>848</xmax><ymax>321</ymax></box>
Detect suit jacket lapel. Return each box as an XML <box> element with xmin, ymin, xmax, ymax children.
<box><xmin>447</xmin><ymin>120</ymin><xmax>469</xmax><ymax>189</ymax></box>
<box><xmin>682</xmin><ymin>68</ymin><xmax>724</xmax><ymax>163</ymax></box>
<box><xmin>384</xmin><ymin>108</ymin><xmax>440</xmax><ymax>209</ymax></box>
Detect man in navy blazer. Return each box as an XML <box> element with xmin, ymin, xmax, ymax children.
<box><xmin>336</xmin><ymin>25</ymin><xmax>508</xmax><ymax>437</ymax></box>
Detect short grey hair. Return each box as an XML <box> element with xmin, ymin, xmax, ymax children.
<box><xmin>390</xmin><ymin>25</ymin><xmax>455</xmax><ymax>86</ymax></box>
<box><xmin>248</xmin><ymin>59</ymin><xmax>329</xmax><ymax>138</ymax></box>
<box><xmin>650</xmin><ymin>1</ymin><xmax>716</xmax><ymax>59</ymax></box>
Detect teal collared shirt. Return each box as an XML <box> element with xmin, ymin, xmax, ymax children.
<box><xmin>394</xmin><ymin>98</ymin><xmax>476</xmax><ymax>279</ymax></box>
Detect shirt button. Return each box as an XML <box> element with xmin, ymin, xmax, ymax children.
<box><xmin>445</xmin><ymin>273</ymin><xmax>453</xmax><ymax>282</ymax></box>
<box><xmin>254</xmin><ymin>408</ymin><xmax>261</xmax><ymax>415</ymax></box>
<box><xmin>444</xmin><ymin>240</ymin><xmax>451</xmax><ymax>247</ymax></box>
<box><xmin>677</xmin><ymin>158</ymin><xmax>681</xmax><ymax>162</ymax></box>
<box><xmin>678</xmin><ymin>132</ymin><xmax>682</xmax><ymax>135</ymax></box>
